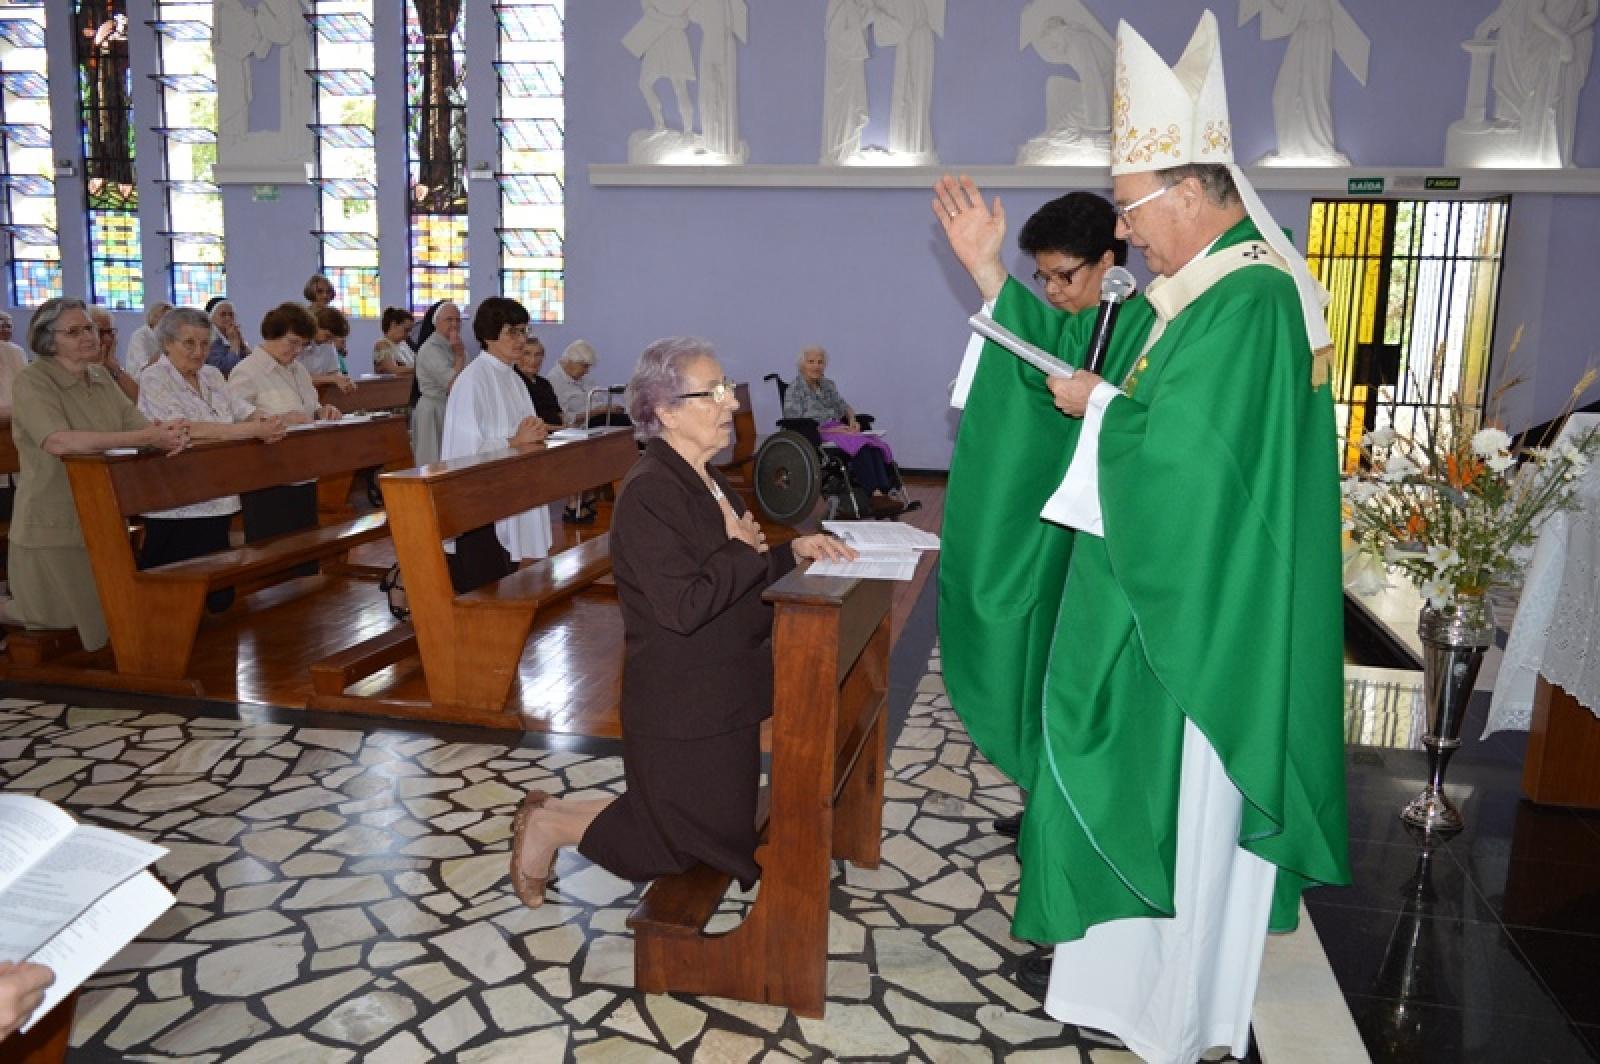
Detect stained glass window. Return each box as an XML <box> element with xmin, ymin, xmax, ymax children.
<box><xmin>404</xmin><ymin>1</ymin><xmax>468</xmax><ymax>315</ymax></box>
<box><xmin>497</xmin><ymin>2</ymin><xmax>563</xmax><ymax>321</ymax></box>
<box><xmin>0</xmin><ymin>4</ymin><xmax>60</xmax><ymax>305</ymax></box>
<box><xmin>76</xmin><ymin>0</ymin><xmax>140</xmax><ymax>309</ymax></box>
<box><xmin>1307</xmin><ymin>198</ymin><xmax>1511</xmax><ymax>471</ymax></box>
<box><xmin>153</xmin><ymin>2</ymin><xmax>224</xmax><ymax>307</ymax></box>
<box><xmin>311</xmin><ymin>1</ymin><xmax>378</xmax><ymax>319</ymax></box>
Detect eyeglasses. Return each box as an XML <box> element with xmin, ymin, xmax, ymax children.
<box><xmin>54</xmin><ymin>324</ymin><xmax>96</xmax><ymax>340</ymax></box>
<box><xmin>501</xmin><ymin>325</ymin><xmax>529</xmax><ymax>339</ymax></box>
<box><xmin>1113</xmin><ymin>185</ymin><xmax>1169</xmax><ymax>225</ymax></box>
<box><xmin>675</xmin><ymin>377</ymin><xmax>735</xmax><ymax>404</ymax></box>
<box><xmin>1032</xmin><ymin>261</ymin><xmax>1088</xmax><ymax>290</ymax></box>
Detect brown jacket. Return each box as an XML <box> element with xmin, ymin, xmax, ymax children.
<box><xmin>611</xmin><ymin>437</ymin><xmax>795</xmax><ymax>739</ymax></box>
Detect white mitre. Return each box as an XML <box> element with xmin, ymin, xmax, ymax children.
<box><xmin>1111</xmin><ymin>11</ymin><xmax>1333</xmax><ymax>362</ymax></box>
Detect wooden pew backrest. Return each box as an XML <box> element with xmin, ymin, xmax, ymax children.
<box><xmin>319</xmin><ymin>375</ymin><xmax>413</xmax><ymax>414</ymax></box>
<box><xmin>64</xmin><ymin>415</ymin><xmax>412</xmax><ymax>517</ymax></box>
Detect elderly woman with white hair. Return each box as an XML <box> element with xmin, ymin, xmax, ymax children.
<box><xmin>123</xmin><ymin>300</ymin><xmax>174</xmax><ymax>379</ymax></box>
<box><xmin>550</xmin><ymin>339</ymin><xmax>630</xmax><ymax>428</ymax></box>
<box><xmin>784</xmin><ymin>345</ymin><xmax>900</xmax><ymax>507</ymax></box>
<box><xmin>138</xmin><ymin>307</ymin><xmax>286</xmax><ymax>609</ymax></box>
<box><xmin>508</xmin><ymin>336</ymin><xmax>855</xmax><ymax>906</ymax></box>
<box><xmin>4</xmin><ymin>298</ymin><xmax>188</xmax><ymax>650</ymax></box>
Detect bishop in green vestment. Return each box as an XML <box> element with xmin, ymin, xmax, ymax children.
<box><xmin>939</xmin><ymin>175</ymin><xmax>1350</xmax><ymax>949</ymax></box>
<box><xmin>935</xmin><ymin>12</ymin><xmax>1350</xmax><ymax>1060</ymax></box>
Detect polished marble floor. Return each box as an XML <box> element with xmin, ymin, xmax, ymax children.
<box><xmin>2</xmin><ymin>572</ymin><xmax>1257</xmax><ymax>1063</ymax></box>
<box><xmin>1322</xmin><ymin>649</ymin><xmax>1600</xmax><ymax>1061</ymax></box>
<box><xmin>6</xmin><ymin>571</ymin><xmax>1597</xmax><ymax>1061</ymax></box>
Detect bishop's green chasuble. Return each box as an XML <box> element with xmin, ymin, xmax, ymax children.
<box><xmin>939</xmin><ymin>218</ymin><xmax>1351</xmax><ymax>946</ymax></box>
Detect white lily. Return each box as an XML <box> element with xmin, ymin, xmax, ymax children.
<box><xmin>1425</xmin><ymin>545</ymin><xmax>1461</xmax><ymax>571</ymax></box>
<box><xmin>1343</xmin><ymin>547</ymin><xmax>1390</xmax><ymax>596</ymax></box>
<box><xmin>1487</xmin><ymin>454</ymin><xmax>1514</xmax><ymax>474</ymax></box>
<box><xmin>1420</xmin><ymin>576</ymin><xmax>1454</xmax><ymax>610</ymax></box>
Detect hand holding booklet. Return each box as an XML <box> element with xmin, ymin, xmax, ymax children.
<box><xmin>803</xmin><ymin>520</ymin><xmax>940</xmax><ymax>581</ymax></box>
<box><xmin>0</xmin><ymin>794</ymin><xmax>174</xmax><ymax>1034</ymax></box>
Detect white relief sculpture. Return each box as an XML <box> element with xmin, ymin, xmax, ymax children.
<box><xmin>877</xmin><ymin>0</ymin><xmax>944</xmax><ymax>162</ymax></box>
<box><xmin>1239</xmin><ymin>0</ymin><xmax>1369</xmax><ymax>166</ymax></box>
<box><xmin>818</xmin><ymin>0</ymin><xmax>942</xmax><ymax>165</ymax></box>
<box><xmin>1015</xmin><ymin>0</ymin><xmax>1115</xmax><ymax>165</ymax></box>
<box><xmin>624</xmin><ymin>0</ymin><xmax>749</xmax><ymax>164</ymax></box>
<box><xmin>820</xmin><ymin>0</ymin><xmax>874</xmax><ymax>164</ymax></box>
<box><xmin>692</xmin><ymin>0</ymin><xmax>749</xmax><ymax>161</ymax></box>
<box><xmin>213</xmin><ymin>0</ymin><xmax>313</xmax><ymax>183</ymax></box>
<box><xmin>1446</xmin><ymin>0</ymin><xmax>1597</xmax><ymax>168</ymax></box>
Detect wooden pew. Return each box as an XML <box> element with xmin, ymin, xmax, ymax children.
<box><xmin>3</xmin><ymin>416</ymin><xmax>412</xmax><ymax>694</ymax></box>
<box><xmin>629</xmin><ymin>569</ymin><xmax>891</xmax><ymax>1018</ymax></box>
<box><xmin>318</xmin><ymin>374</ymin><xmax>413</xmax><ymax>415</ymax></box>
<box><xmin>307</xmin><ymin>427</ymin><xmax>638</xmax><ymax>725</ymax></box>
<box><xmin>312</xmin><ymin>378</ymin><xmax>414</xmax><ymax>515</ymax></box>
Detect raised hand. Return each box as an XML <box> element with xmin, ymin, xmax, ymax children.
<box><xmin>931</xmin><ymin>174</ymin><xmax>1010</xmax><ymax>301</ymax></box>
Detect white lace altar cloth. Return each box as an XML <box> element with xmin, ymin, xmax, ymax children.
<box><xmin>1486</xmin><ymin>414</ymin><xmax>1600</xmax><ymax>736</ymax></box>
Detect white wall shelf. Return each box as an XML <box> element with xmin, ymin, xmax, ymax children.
<box><xmin>590</xmin><ymin>163</ymin><xmax>1600</xmax><ymax>196</ymax></box>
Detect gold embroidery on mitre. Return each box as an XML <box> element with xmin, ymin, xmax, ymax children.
<box><xmin>1201</xmin><ymin>120</ymin><xmax>1231</xmax><ymax>155</ymax></box>
<box><xmin>1122</xmin><ymin>125</ymin><xmax>1183</xmax><ymax>166</ymax></box>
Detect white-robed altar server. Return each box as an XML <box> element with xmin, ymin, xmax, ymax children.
<box><xmin>438</xmin><ymin>297</ymin><xmax>553</xmax><ymax>593</ymax></box>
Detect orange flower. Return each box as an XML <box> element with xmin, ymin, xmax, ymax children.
<box><xmin>1446</xmin><ymin>454</ymin><xmax>1483</xmax><ymax>490</ymax></box>
<box><xmin>1405</xmin><ymin>512</ymin><xmax>1428</xmax><ymax>538</ymax></box>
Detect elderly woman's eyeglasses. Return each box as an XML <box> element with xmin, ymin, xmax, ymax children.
<box><xmin>1032</xmin><ymin>262</ymin><xmax>1087</xmax><ymax>290</ymax></box>
<box><xmin>54</xmin><ymin>324</ymin><xmax>97</xmax><ymax>340</ymax></box>
<box><xmin>676</xmin><ymin>377</ymin><xmax>735</xmax><ymax>404</ymax></box>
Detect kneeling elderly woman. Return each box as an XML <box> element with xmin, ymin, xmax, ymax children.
<box><xmin>509</xmin><ymin>336</ymin><xmax>855</xmax><ymax>903</ymax></box>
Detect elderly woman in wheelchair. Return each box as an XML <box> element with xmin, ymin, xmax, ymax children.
<box><xmin>753</xmin><ymin>346</ymin><xmax>918</xmax><ymax>523</ymax></box>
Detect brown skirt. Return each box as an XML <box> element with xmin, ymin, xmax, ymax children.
<box><xmin>578</xmin><ymin>722</ymin><xmax>762</xmax><ymax>889</ymax></box>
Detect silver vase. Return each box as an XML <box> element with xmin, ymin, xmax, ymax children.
<box><xmin>1401</xmin><ymin>595</ymin><xmax>1495</xmax><ymax>834</ymax></box>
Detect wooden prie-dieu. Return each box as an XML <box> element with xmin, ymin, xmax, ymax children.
<box><xmin>628</xmin><ymin>569</ymin><xmax>891</xmax><ymax>1018</ymax></box>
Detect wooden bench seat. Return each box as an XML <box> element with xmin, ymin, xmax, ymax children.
<box><xmin>628</xmin><ymin>570</ymin><xmax>890</xmax><ymax>1018</ymax></box>
<box><xmin>306</xmin><ymin>428</ymin><xmax>637</xmax><ymax>723</ymax></box>
<box><xmin>457</xmin><ymin>534</ymin><xmax>612</xmax><ymax>608</ymax></box>
<box><xmin>142</xmin><ymin>512</ymin><xmax>388</xmax><ymax>590</ymax></box>
<box><xmin>3</xmin><ymin>415</ymin><xmax>414</xmax><ymax>692</ymax></box>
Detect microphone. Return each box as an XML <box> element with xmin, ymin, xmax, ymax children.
<box><xmin>1083</xmin><ymin>266</ymin><xmax>1138</xmax><ymax>376</ymax></box>
<box><xmin>604</xmin><ymin>385</ymin><xmax>626</xmax><ymax>394</ymax></box>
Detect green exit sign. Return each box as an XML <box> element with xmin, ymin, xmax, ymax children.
<box><xmin>1425</xmin><ymin>176</ymin><xmax>1462</xmax><ymax>190</ymax></box>
<box><xmin>1347</xmin><ymin>177</ymin><xmax>1385</xmax><ymax>195</ymax></box>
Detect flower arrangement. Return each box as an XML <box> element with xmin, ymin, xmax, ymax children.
<box><xmin>1342</xmin><ymin>353</ymin><xmax>1600</xmax><ymax>612</ymax></box>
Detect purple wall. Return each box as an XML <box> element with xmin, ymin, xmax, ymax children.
<box><xmin>557</xmin><ymin>2</ymin><xmax>1600</xmax><ymax>467</ymax></box>
<box><xmin>9</xmin><ymin>2</ymin><xmax>1598</xmax><ymax>465</ymax></box>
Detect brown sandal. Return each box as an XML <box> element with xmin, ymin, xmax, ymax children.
<box><xmin>509</xmin><ymin>791</ymin><xmax>558</xmax><ymax>907</ymax></box>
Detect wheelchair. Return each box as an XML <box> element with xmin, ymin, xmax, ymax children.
<box><xmin>751</xmin><ymin>373</ymin><xmax>920</xmax><ymax>526</ymax></box>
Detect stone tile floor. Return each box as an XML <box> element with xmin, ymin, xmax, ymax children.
<box><xmin>0</xmin><ymin>647</ymin><xmax>1200</xmax><ymax>1063</ymax></box>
